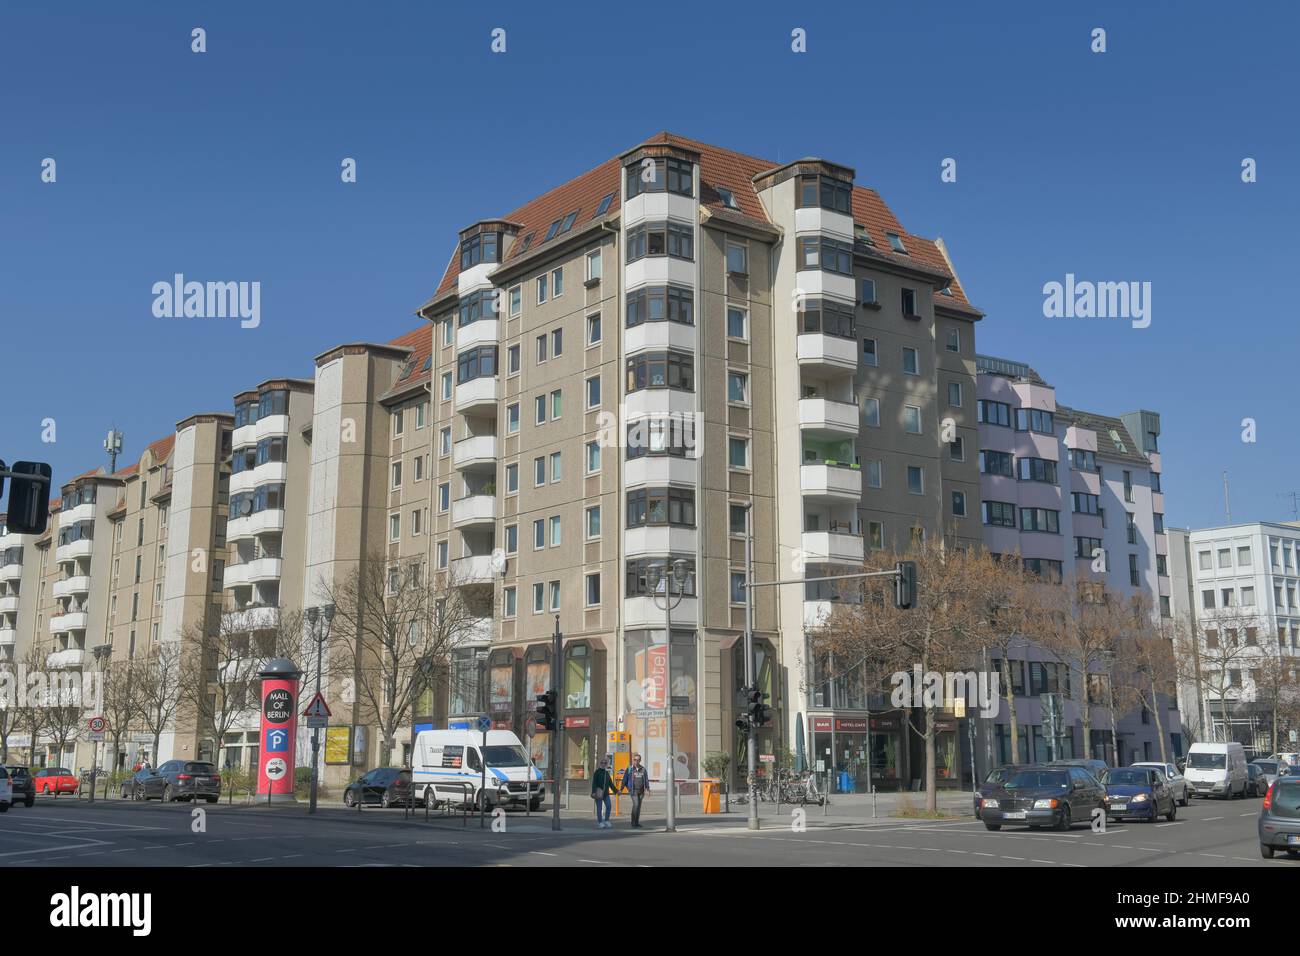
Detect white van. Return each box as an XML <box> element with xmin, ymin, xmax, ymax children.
<box><xmin>1185</xmin><ymin>741</ymin><xmax>1248</xmax><ymax>799</ymax></box>
<box><xmin>411</xmin><ymin>729</ymin><xmax>544</xmax><ymax>811</ymax></box>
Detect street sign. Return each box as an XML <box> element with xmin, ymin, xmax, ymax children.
<box><xmin>88</xmin><ymin>716</ymin><xmax>107</xmax><ymax>734</ymax></box>
<box><xmin>301</xmin><ymin>691</ymin><xmax>331</xmax><ymax>720</ymax></box>
<box><xmin>305</xmin><ymin>715</ymin><xmax>328</xmax><ymax>729</ymax></box>
<box><xmin>476</xmin><ymin>715</ymin><xmax>492</xmax><ymax>733</ymax></box>
<box><xmin>88</xmin><ymin>731</ymin><xmax>105</xmax><ymax>742</ymax></box>
<box><xmin>264</xmin><ymin>758</ymin><xmax>288</xmax><ymax>782</ymax></box>
<box><xmin>759</xmin><ymin>754</ymin><xmax>775</xmax><ymax>763</ymax></box>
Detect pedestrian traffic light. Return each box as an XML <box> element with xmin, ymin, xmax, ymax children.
<box><xmin>0</xmin><ymin>460</ymin><xmax>52</xmax><ymax>535</ymax></box>
<box><xmin>894</xmin><ymin>560</ymin><xmax>917</xmax><ymax>610</ymax></box>
<box><xmin>535</xmin><ymin>690</ymin><xmax>557</xmax><ymax>731</ymax></box>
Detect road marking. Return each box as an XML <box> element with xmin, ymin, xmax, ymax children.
<box><xmin>530</xmin><ymin>851</ymin><xmax>557</xmax><ymax>856</ymax></box>
<box><xmin>251</xmin><ymin>857</ymin><xmax>275</xmax><ymax>862</ymax></box>
<box><xmin>1155</xmin><ymin>822</ymin><xmax>1184</xmax><ymax>828</ymax></box>
<box><xmin>1203</xmin><ymin>816</ymin><xmax>1223</xmax><ymax>821</ymax></box>
<box><xmin>1240</xmin><ymin>812</ymin><xmax>1256</xmax><ymax>817</ymax></box>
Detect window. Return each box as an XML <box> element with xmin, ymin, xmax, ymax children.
<box><xmin>1218</xmin><ymin>548</ymin><xmax>1232</xmax><ymax>568</ymax></box>
<box><xmin>586</xmin><ymin>249</ymin><xmax>602</xmax><ymax>282</ymax></box>
<box><xmin>626</xmin><ymin>488</ymin><xmax>696</xmax><ymax>528</ymax></box>
<box><xmin>533</xmin><ymin>519</ymin><xmax>545</xmax><ymax>550</ymax></box>
<box><xmin>585</xmin><ymin>573</ymin><xmax>601</xmax><ymax>607</ymax></box>
<box><xmin>594</xmin><ymin>192</ymin><xmax>614</xmax><ymax>217</ymax></box>
<box><xmin>626</xmin><ymin>417</ymin><xmax>696</xmax><ymax>458</ymax></box>
<box><xmin>509</xmin><ymin>285</ymin><xmax>521</xmax><ymax>316</ymax></box>
<box><xmin>1130</xmin><ymin>554</ymin><xmax>1141</xmax><ymax>587</ymax></box>
<box><xmin>952</xmin><ymin>491</ymin><xmax>967</xmax><ymax>517</ymax></box>
<box><xmin>625</xmin><ymin>157</ymin><xmax>693</xmax><ymax>198</ymax></box>
<box><xmin>861</xmin><ymin>278</ymin><xmax>877</xmax><ymax>306</ymax></box>
<box><xmin>730</xmin><ymin>571</ymin><xmax>747</xmax><ymax>604</ymax></box>
<box><xmin>505</xmin><ymin>525</ymin><xmax>518</xmax><ymax>555</ymax></box>
<box><xmin>796</xmin><ymin>174</ymin><xmax>851</xmax><ymax>213</ymax></box>
<box><xmin>903</xmin><ymin>405</ymin><xmax>922</xmax><ymax>434</ymax></box>
<box><xmin>799</xmin><ymin>298</ymin><xmax>855</xmax><ymax>338</ymax></box>
<box><xmin>865</xmin><ymin>460</ymin><xmax>882</xmax><ymax>488</ymax></box>
<box><xmin>536</xmin><ymin>274</ymin><xmax>548</xmax><ymax>304</ymax></box>
<box><xmin>867</xmin><ymin>521</ymin><xmax>884</xmax><ymax>549</ymax></box>
<box><xmin>534</xmin><ymin>457</ymin><xmax>546</xmax><ymax>486</ymax></box>
<box><xmin>729</xmin><ymin>437</ymin><xmax>749</xmax><ymax>469</ymax></box>
<box><xmin>551</xmin><ymin>389</ymin><xmax>562</xmax><ymax>420</ymax></box>
<box><xmin>551</xmin><ymin>328</ymin><xmax>563</xmax><ymax>358</ymax></box>
<box><xmin>459</xmin><ymin>231</ymin><xmax>500</xmax><ymax>269</ymax></box>
<box><xmin>456</xmin><ymin>346</ymin><xmax>497</xmax><ymax>383</ymax></box>
<box><xmin>587</xmin><ymin>313</ymin><xmax>602</xmax><ymax>344</ymax></box>
<box><xmin>550</xmin><ymin>452</ymin><xmax>562</xmax><ymax>482</ymax></box>
<box><xmin>586</xmin><ymin>441</ymin><xmax>601</xmax><ymax>473</ymax></box>
<box><xmin>727</xmin><ymin>306</ymin><xmax>747</xmax><ymax>340</ymax></box>
<box><xmin>626</xmin><ymin>285</ymin><xmax>694</xmax><ymax>327</ymax></box>
<box><xmin>716</xmin><ymin>186</ymin><xmax>738</xmax><ymax>209</ymax></box>
<box><xmin>1123</xmin><ymin>470</ymin><xmax>1134</xmax><ymax>504</ymax></box>
<box><xmin>1015</xmin><ymin>408</ymin><xmax>1055</xmax><ymax>434</ymax></box>
<box><xmin>533</xmin><ymin>583</ymin><xmax>544</xmax><ymax>613</ymax></box>
<box><xmin>902</xmin><ymin>347</ymin><xmax>919</xmax><ymax>375</ymax></box>
<box><xmin>727</xmin><ymin>372</ymin><xmax>748</xmax><ymax>403</ymax></box>
<box><xmin>441</xmin><ymin>372</ymin><xmax>452</xmax><ymax>401</ymax></box>
<box><xmin>1153</xmin><ymin>513</ymin><xmax>1164</xmax><ymax>534</ymax></box>
<box><xmin>625</xmin><ymin>558</ymin><xmax>697</xmax><ymax>597</ymax></box>
<box><xmin>393</xmin><ymin>409</ymin><xmax>404</xmax><ymax>436</ymax></box>
<box><xmin>536</xmin><ymin>334</ymin><xmax>548</xmax><ymax>364</ymax></box>
<box><xmin>535</xmin><ymin>395</ymin><xmax>547</xmax><ymax>425</ymax></box>
<box><xmin>389</xmin><ymin>514</ymin><xmax>400</xmax><ymax>541</ymax></box>
<box><xmin>1198</xmin><ymin>551</ymin><xmax>1212</xmax><ymax>571</ymax></box>
<box><xmin>586</xmin><ymin>506</ymin><xmax>601</xmax><ymax>539</ymax></box>
<box><xmin>549</xmin><ymin>515</ymin><xmax>562</xmax><ymax>547</ymax></box>
<box><xmin>507</xmin><ymin>403</ymin><xmax>520</xmax><ymax>434</ymax></box>
<box><xmin>1151</xmin><ymin>471</ymin><xmax>1162</xmax><ymax>492</ymax></box>
<box><xmin>625</xmin><ymin>351</ymin><xmax>694</xmax><ymax>392</ymax></box>
<box><xmin>945</xmin><ymin>328</ymin><xmax>960</xmax><ymax>352</ymax></box>
<box><xmin>1017</xmin><ymin>457</ymin><xmax>1057</xmax><ymax>483</ymax></box>
<box><xmin>729</xmin><ymin>504</ymin><xmax>748</xmax><ymax>534</ymax></box>
<box><xmin>438</xmin><ymin>483</ymin><xmax>449</xmax><ymax>512</ymax></box>
<box><xmin>1243</xmin><ymin>586</ymin><xmax>1256</xmax><ymax>606</ymax></box>
<box><xmin>504</xmin><ymin>587</ymin><xmax>517</xmax><ymax>617</ymax></box>
<box><xmin>507</xmin><ymin>344</ymin><xmax>520</xmax><ymax>375</ymax></box>
<box><xmin>1022</xmin><ymin>558</ymin><xmax>1063</xmax><ymax>583</ymax></box>
<box><xmin>726</xmin><ymin>241</ymin><xmax>748</xmax><ymax>274</ymax></box>
<box><xmin>1019</xmin><ymin>508</ymin><xmax>1059</xmax><ymax>534</ymax></box>
<box><xmin>411</xmin><ymin>508</ymin><xmax>422</xmax><ymax>536</ymax></box>
<box><xmin>1070</xmin><ymin>448</ymin><xmax>1097</xmax><ymax>471</ymax></box>
<box><xmin>977</xmin><ymin>400</ymin><xmax>1011</xmax><ymax>427</ymax></box>
<box><xmin>1127</xmin><ymin>513</ymin><xmax>1138</xmax><ymax>545</ymax></box>
<box><xmin>863</xmin><ymin>397</ymin><xmax>880</xmax><ymax>428</ymax></box>
<box><xmin>458</xmin><ymin>288</ymin><xmax>497</xmax><ymax>327</ymax></box>
<box><xmin>586</xmin><ymin>375</ymin><xmax>601</xmax><ymax>408</ymax></box>
<box><xmin>1202</xmin><ymin>589</ymin><xmax>1215</xmax><ymax>610</ymax></box>
<box><xmin>506</xmin><ymin>463</ymin><xmax>518</xmax><ymax>493</ymax></box>
<box><xmin>391</xmin><ymin>460</ymin><xmax>402</xmax><ymax>489</ymax></box>
<box><xmin>797</xmin><ymin>236</ymin><xmax>853</xmax><ymax>275</ymax></box>
<box><xmin>907</xmin><ymin>466</ymin><xmax>924</xmax><ymax>494</ymax></box>
<box><xmin>862</xmin><ymin>338</ymin><xmax>877</xmax><ymax>366</ymax></box>
<box><xmin>1238</xmin><ymin>546</ymin><xmax>1252</xmax><ymax>566</ymax></box>
<box><xmin>979</xmin><ymin>450</ymin><xmax>1014</xmax><ymax>477</ymax></box>
<box><xmin>982</xmin><ymin>501</ymin><xmax>1016</xmax><ymax>527</ymax></box>
<box><xmin>552</xmin><ymin>268</ymin><xmax>564</xmax><ymax>298</ymax></box>
<box><xmin>441</xmin><ymin>319</ymin><xmax>453</xmax><ymax>347</ymax></box>
<box><xmin>947</xmin><ymin>382</ymin><xmax>962</xmax><ymax>407</ymax></box>
<box><xmin>1072</xmin><ymin>492</ymin><xmax>1100</xmax><ymax>515</ymax></box>
<box><xmin>549</xmin><ymin>581</ymin><xmax>561</xmax><ymax>612</ymax></box>
<box><xmin>886</xmin><ymin>232</ymin><xmax>908</xmax><ymax>254</ymax></box>
<box><xmin>949</xmin><ymin>436</ymin><xmax>965</xmax><ymax>461</ymax></box>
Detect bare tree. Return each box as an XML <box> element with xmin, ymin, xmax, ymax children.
<box><xmin>138</xmin><ymin>641</ymin><xmax>184</xmax><ymax>766</ymax></box>
<box><xmin>100</xmin><ymin>657</ymin><xmax>146</xmax><ymax>774</ymax></box>
<box><xmin>1251</xmin><ymin>638</ymin><xmax>1300</xmax><ymax>756</ymax></box>
<box><xmin>821</xmin><ymin>540</ymin><xmax>994</xmax><ymax>812</ymax></box>
<box><xmin>318</xmin><ymin>555</ymin><xmax>487</xmax><ymax>770</ymax></box>
<box><xmin>1171</xmin><ymin>605</ymin><xmax>1263</xmax><ymax>744</ymax></box>
<box><xmin>1113</xmin><ymin>593</ymin><xmax>1178</xmax><ymax>763</ymax></box>
<box><xmin>11</xmin><ymin>646</ymin><xmax>48</xmax><ymax>765</ymax></box>
<box><xmin>0</xmin><ymin>658</ymin><xmax>16</xmax><ymax>764</ymax></box>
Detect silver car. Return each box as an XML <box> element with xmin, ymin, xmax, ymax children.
<box><xmin>1252</xmin><ymin>759</ymin><xmax>1281</xmax><ymax>793</ymax></box>
<box><xmin>1132</xmin><ymin>761</ymin><xmax>1189</xmax><ymax>806</ymax></box>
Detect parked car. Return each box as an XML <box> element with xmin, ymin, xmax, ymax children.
<box><xmin>1102</xmin><ymin>766</ymin><xmax>1178</xmax><ymax>822</ymax></box>
<box><xmin>980</xmin><ymin>765</ymin><xmax>1107</xmax><ymax>832</ymax></box>
<box><xmin>1255</xmin><ymin>759</ymin><xmax>1284</xmax><ymax>789</ymax></box>
<box><xmin>124</xmin><ymin>760</ymin><xmax>221</xmax><ymax>802</ymax></box>
<box><xmin>1049</xmin><ymin>758</ymin><xmax>1110</xmax><ymax>780</ymax></box>
<box><xmin>2</xmin><ymin>766</ymin><xmax>36</xmax><ymax>808</ymax></box>
<box><xmin>1185</xmin><ymin>741</ymin><xmax>1248</xmax><ymax>798</ymax></box>
<box><xmin>343</xmin><ymin>768</ymin><xmax>414</xmax><ymax>808</ymax></box>
<box><xmin>1259</xmin><ymin>778</ymin><xmax>1300</xmax><ymax>858</ymax></box>
<box><xmin>1271</xmin><ymin>752</ymin><xmax>1300</xmax><ymax>770</ymax></box>
<box><xmin>1132</xmin><ymin>761</ymin><xmax>1189</xmax><ymax>806</ymax></box>
<box><xmin>1248</xmin><ymin>763</ymin><xmax>1269</xmax><ymax>797</ymax></box>
<box><xmin>974</xmin><ymin>765</ymin><xmax>1025</xmax><ymax>819</ymax></box>
<box><xmin>0</xmin><ymin>766</ymin><xmax>11</xmax><ymax>812</ymax></box>
<box><xmin>33</xmin><ymin>767</ymin><xmax>77</xmax><ymax>796</ymax></box>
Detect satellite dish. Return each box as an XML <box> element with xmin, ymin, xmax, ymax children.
<box><xmin>240</xmin><ymin>499</ymin><xmax>254</xmax><ymax>517</ymax></box>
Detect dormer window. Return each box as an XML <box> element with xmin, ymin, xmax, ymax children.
<box><xmin>545</xmin><ymin>219</ymin><xmax>562</xmax><ymax>241</ymax></box>
<box><xmin>516</xmin><ymin>232</ymin><xmax>535</xmax><ymax>255</ymax></box>
<box><xmin>716</xmin><ymin>186</ymin><xmax>739</xmax><ymax>210</ymax></box>
<box><xmin>886</xmin><ymin>232</ymin><xmax>908</xmax><ymax>254</ymax></box>
<box><xmin>626</xmin><ymin>157</ymin><xmax>694</xmax><ymax>199</ymax></box>
<box><xmin>796</xmin><ymin>174</ymin><xmax>852</xmax><ymax>214</ymax></box>
<box><xmin>460</xmin><ymin>231</ymin><xmax>501</xmax><ymax>270</ymax></box>
<box><xmin>559</xmin><ymin>210</ymin><xmax>578</xmax><ymax>234</ymax></box>
<box><xmin>854</xmin><ymin>225</ymin><xmax>874</xmax><ymax>247</ymax></box>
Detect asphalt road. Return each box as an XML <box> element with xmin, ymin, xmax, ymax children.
<box><xmin>0</xmin><ymin>791</ymin><xmax>1286</xmax><ymax>867</ymax></box>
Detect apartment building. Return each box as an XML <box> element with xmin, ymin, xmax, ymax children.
<box><xmin>1169</xmin><ymin>521</ymin><xmax>1300</xmax><ymax>752</ymax></box>
<box><xmin>412</xmin><ymin>132</ymin><xmax>984</xmax><ymax>789</ymax></box>
<box><xmin>975</xmin><ymin>354</ymin><xmax>1180</xmax><ymax>767</ymax></box>
<box><xmin>0</xmin><ymin>514</ymin><xmax>39</xmax><ymax>666</ymax></box>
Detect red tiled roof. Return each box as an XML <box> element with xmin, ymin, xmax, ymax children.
<box><xmin>429</xmin><ymin>131</ymin><xmax>978</xmax><ymax>312</ymax></box>
<box><xmin>389</xmin><ymin>324</ymin><xmax>433</xmax><ymax>390</ymax></box>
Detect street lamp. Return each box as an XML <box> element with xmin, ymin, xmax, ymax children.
<box><xmin>650</xmin><ymin>558</ymin><xmax>690</xmax><ymax>832</ymax></box>
<box><xmin>88</xmin><ymin>643</ymin><xmax>112</xmax><ymax>803</ymax></box>
<box><xmin>305</xmin><ymin>604</ymin><xmax>335</xmax><ymax>814</ymax></box>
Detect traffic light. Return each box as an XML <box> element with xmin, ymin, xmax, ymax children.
<box><xmin>0</xmin><ymin>461</ymin><xmax>52</xmax><ymax>536</ymax></box>
<box><xmin>746</xmin><ymin>686</ymin><xmax>770</xmax><ymax>727</ymax></box>
<box><xmin>535</xmin><ymin>690</ymin><xmax>557</xmax><ymax>731</ymax></box>
<box><xmin>894</xmin><ymin>560</ymin><xmax>917</xmax><ymax>610</ymax></box>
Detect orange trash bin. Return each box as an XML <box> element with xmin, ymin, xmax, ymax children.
<box><xmin>701</xmin><ymin>779</ymin><xmax>721</xmax><ymax>814</ymax></box>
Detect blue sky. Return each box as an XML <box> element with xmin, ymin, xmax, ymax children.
<box><xmin>1</xmin><ymin>0</ymin><xmax>1296</xmax><ymax>528</ymax></box>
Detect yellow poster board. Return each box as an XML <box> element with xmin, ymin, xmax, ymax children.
<box><xmin>324</xmin><ymin>726</ymin><xmax>352</xmax><ymax>765</ymax></box>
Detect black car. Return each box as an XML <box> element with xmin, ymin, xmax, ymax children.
<box><xmin>981</xmin><ymin>765</ymin><xmax>1107</xmax><ymax>831</ymax></box>
<box><xmin>975</xmin><ymin>765</ymin><xmax>1025</xmax><ymax>819</ymax></box>
<box><xmin>3</xmin><ymin>766</ymin><xmax>36</xmax><ymax>807</ymax></box>
<box><xmin>344</xmin><ymin>768</ymin><xmax>413</xmax><ymax>808</ymax></box>
<box><xmin>123</xmin><ymin>760</ymin><xmax>222</xmax><ymax>802</ymax></box>
<box><xmin>1049</xmin><ymin>758</ymin><xmax>1110</xmax><ymax>780</ymax></box>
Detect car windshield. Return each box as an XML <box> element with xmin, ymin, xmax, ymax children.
<box><xmin>1103</xmin><ymin>769</ymin><xmax>1152</xmax><ymax>786</ymax></box>
<box><xmin>481</xmin><ymin>745</ymin><xmax>528</xmax><ymax>767</ymax></box>
<box><xmin>1005</xmin><ymin>770</ymin><xmax>1068</xmax><ymax>789</ymax></box>
<box><xmin>1255</xmin><ymin>761</ymin><xmax>1278</xmax><ymax>774</ymax></box>
<box><xmin>1188</xmin><ymin>752</ymin><xmax>1226</xmax><ymax>769</ymax></box>
<box><xmin>50</xmin><ymin>768</ymin><xmax>71</xmax><ymax>776</ymax></box>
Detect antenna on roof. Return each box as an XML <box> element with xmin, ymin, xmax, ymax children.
<box><xmin>104</xmin><ymin>427</ymin><xmax>124</xmax><ymax>473</ymax></box>
<box><xmin>1279</xmin><ymin>491</ymin><xmax>1300</xmax><ymax>522</ymax></box>
<box><xmin>1222</xmin><ymin>471</ymin><xmax>1232</xmax><ymax>524</ymax></box>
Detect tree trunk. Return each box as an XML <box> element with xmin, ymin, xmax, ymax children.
<box><xmin>1080</xmin><ymin>693</ymin><xmax>1092</xmax><ymax>762</ymax></box>
<box><xmin>924</xmin><ymin>705</ymin><xmax>937</xmax><ymax>813</ymax></box>
<box><xmin>1152</xmin><ymin>682</ymin><xmax>1168</xmax><ymax>763</ymax></box>
<box><xmin>1000</xmin><ymin>657</ymin><xmax>1018</xmax><ymax>763</ymax></box>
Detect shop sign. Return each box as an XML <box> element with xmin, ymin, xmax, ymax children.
<box><xmin>811</xmin><ymin>717</ymin><xmax>832</xmax><ymax>732</ymax></box>
<box><xmin>834</xmin><ymin>718</ymin><xmax>868</xmax><ymax>732</ymax></box>
<box><xmin>870</xmin><ymin>715</ymin><xmax>901</xmax><ymax>732</ymax></box>
<box><xmin>564</xmin><ymin>716</ymin><xmax>590</xmax><ymax>729</ymax></box>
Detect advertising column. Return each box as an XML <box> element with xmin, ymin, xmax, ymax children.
<box><xmin>257</xmin><ymin>658</ymin><xmax>302</xmax><ymax>802</ymax></box>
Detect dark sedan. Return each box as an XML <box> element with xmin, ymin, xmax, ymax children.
<box><xmin>974</xmin><ymin>765</ymin><xmax>1024</xmax><ymax>819</ymax></box>
<box><xmin>1049</xmin><ymin>758</ymin><xmax>1110</xmax><ymax>780</ymax></box>
<box><xmin>981</xmin><ymin>765</ymin><xmax>1107</xmax><ymax>832</ymax></box>
<box><xmin>3</xmin><ymin>766</ymin><xmax>36</xmax><ymax>807</ymax></box>
<box><xmin>123</xmin><ymin>760</ymin><xmax>221</xmax><ymax>802</ymax></box>
<box><xmin>1259</xmin><ymin>778</ymin><xmax>1300</xmax><ymax>858</ymax></box>
<box><xmin>1102</xmin><ymin>766</ymin><xmax>1177</xmax><ymax>822</ymax></box>
<box><xmin>344</xmin><ymin>768</ymin><xmax>413</xmax><ymax>808</ymax></box>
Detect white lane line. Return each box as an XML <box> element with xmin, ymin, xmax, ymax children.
<box><xmin>972</xmin><ymin>852</ymin><xmax>995</xmax><ymax>857</ymax></box>
<box><xmin>1203</xmin><ymin>816</ymin><xmax>1223</xmax><ymax>821</ymax></box>
<box><xmin>1240</xmin><ymin>812</ymin><xmax>1256</xmax><ymax>817</ymax></box>
<box><xmin>530</xmin><ymin>851</ymin><xmax>558</xmax><ymax>857</ymax></box>
<box><xmin>250</xmin><ymin>857</ymin><xmax>275</xmax><ymax>862</ymax></box>
<box><xmin>280</xmin><ymin>854</ymin><xmax>303</xmax><ymax>860</ymax></box>
<box><xmin>1155</xmin><ymin>822</ymin><xmax>1184</xmax><ymax>828</ymax></box>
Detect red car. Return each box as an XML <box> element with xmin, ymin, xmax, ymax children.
<box><xmin>33</xmin><ymin>767</ymin><xmax>78</xmax><ymax>796</ymax></box>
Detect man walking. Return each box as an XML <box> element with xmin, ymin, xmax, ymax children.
<box><xmin>621</xmin><ymin>752</ymin><xmax>650</xmax><ymax>829</ymax></box>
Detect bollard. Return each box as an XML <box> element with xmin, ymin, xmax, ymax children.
<box><xmin>872</xmin><ymin>786</ymin><xmax>877</xmax><ymax>819</ymax></box>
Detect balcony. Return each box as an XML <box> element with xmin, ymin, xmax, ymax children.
<box><xmin>623</xmin><ymin>526</ymin><xmax>698</xmax><ymax>557</ymax></box>
<box><xmin>455</xmin><ymin>377</ymin><xmax>499</xmax><ymax>413</ymax></box>
<box><xmin>0</xmin><ymin>595</ymin><xmax>18</xmax><ymax>614</ymax></box>
<box><xmin>796</xmin><ymin>333</ymin><xmax>858</xmax><ymax>374</ymax></box>
<box><xmin>802</xmin><ymin>530</ymin><xmax>864</xmax><ymax>566</ymax></box>
<box><xmin>0</xmin><ymin>627</ymin><xmax>15</xmax><ymax>646</ymax></box>
<box><xmin>798</xmin><ymin>397</ymin><xmax>859</xmax><ymax>437</ymax></box>
<box><xmin>47</xmin><ymin>648</ymin><xmax>86</xmax><ymax>669</ymax></box>
<box><xmin>624</xmin><ymin>389</ymin><xmax>696</xmax><ymax>421</ymax></box>
<box><xmin>800</xmin><ymin>462</ymin><xmax>862</xmax><ymax>502</ymax></box>
<box><xmin>56</xmin><ymin>539</ymin><xmax>94</xmax><ymax>564</ymax></box>
<box><xmin>50</xmin><ymin>611</ymin><xmax>89</xmax><ymax>634</ymax></box>
<box><xmin>457</xmin><ymin>319</ymin><xmax>500</xmax><ymax>351</ymax></box>
<box><xmin>223</xmin><ymin>605</ymin><xmax>281</xmax><ymax>632</ymax></box>
<box><xmin>0</xmin><ymin>563</ymin><xmax>22</xmax><ymax>582</ymax></box>
<box><xmin>451</xmin><ymin>554</ymin><xmax>498</xmax><ymax>585</ymax></box>
<box><xmin>223</xmin><ymin>557</ymin><xmax>283</xmax><ymax>589</ymax></box>
<box><xmin>61</xmin><ymin>501</ymin><xmax>96</xmax><ymax>526</ymax></box>
<box><xmin>452</xmin><ymin>495</ymin><xmax>497</xmax><ymax>529</ymax></box>
<box><xmin>227</xmin><ymin>508</ymin><xmax>285</xmax><ymax>542</ymax></box>
<box><xmin>623</xmin><ymin>595</ymin><xmax>699</xmax><ymax>629</ymax></box>
<box><xmin>453</xmin><ymin>435</ymin><xmax>499</xmax><ymax>471</ymax></box>
<box><xmin>52</xmin><ymin>576</ymin><xmax>91</xmax><ymax>600</ymax></box>
<box><xmin>624</xmin><ymin>455</ymin><xmax>698</xmax><ymax>488</ymax></box>
<box><xmin>624</xmin><ymin>320</ymin><xmax>697</xmax><ymax>356</ymax></box>
<box><xmin>462</xmin><ymin>616</ymin><xmax>493</xmax><ymax>645</ymax></box>
<box><xmin>254</xmin><ymin>414</ymin><xmax>291</xmax><ymax>442</ymax></box>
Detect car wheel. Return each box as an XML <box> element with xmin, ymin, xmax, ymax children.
<box><xmin>530</xmin><ymin>797</ymin><xmax>542</xmax><ymax>812</ymax></box>
<box><xmin>1262</xmin><ymin>844</ymin><xmax>1275</xmax><ymax>859</ymax></box>
<box><xmin>1166</xmin><ymin>802</ymin><xmax>1177</xmax><ymax>822</ymax></box>
<box><xmin>25</xmin><ymin>794</ymin><xmax>34</xmax><ymax>808</ymax></box>
<box><xmin>1179</xmin><ymin>791</ymin><xmax>1189</xmax><ymax>807</ymax></box>
<box><xmin>476</xmin><ymin>789</ymin><xmax>491</xmax><ymax>813</ymax></box>
<box><xmin>382</xmin><ymin>790</ymin><xmax>394</xmax><ymax>809</ymax></box>
<box><xmin>424</xmin><ymin>788</ymin><xmax>439</xmax><ymax>811</ymax></box>
<box><xmin>0</xmin><ymin>802</ymin><xmax>8</xmax><ymax>813</ymax></box>
<box><xmin>163</xmin><ymin>785</ymin><xmax>174</xmax><ymax>803</ymax></box>
<box><xmin>205</xmin><ymin>796</ymin><xmax>218</xmax><ymax>804</ymax></box>
<box><xmin>344</xmin><ymin>790</ymin><xmax>358</xmax><ymax>808</ymax></box>
<box><xmin>1056</xmin><ymin>805</ymin><xmax>1072</xmax><ymax>832</ymax></box>
<box><xmin>984</xmin><ymin>822</ymin><xmax>1001</xmax><ymax>831</ymax></box>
